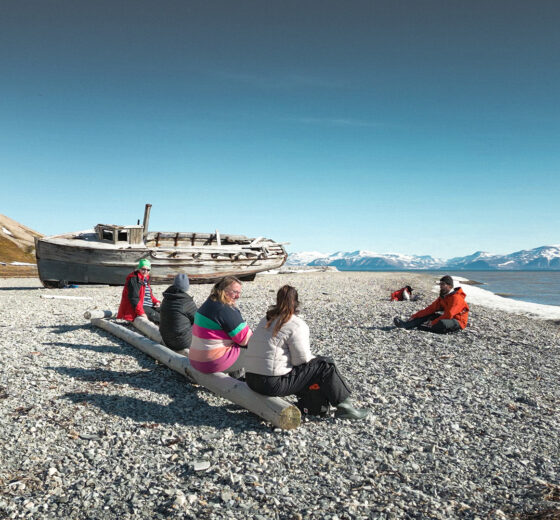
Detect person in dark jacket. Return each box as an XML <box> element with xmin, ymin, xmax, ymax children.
<box><xmin>159</xmin><ymin>274</ymin><xmax>197</xmax><ymax>354</ymax></box>
<box><xmin>117</xmin><ymin>259</ymin><xmax>161</xmax><ymax>324</ymax></box>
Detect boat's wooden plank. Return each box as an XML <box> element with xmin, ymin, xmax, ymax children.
<box><xmin>146</xmin><ymin>232</ymin><xmax>250</xmax><ymax>242</ymax></box>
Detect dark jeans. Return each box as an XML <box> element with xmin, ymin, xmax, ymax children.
<box><xmin>143</xmin><ymin>306</ymin><xmax>161</xmax><ymax>325</ymax></box>
<box><xmin>404</xmin><ymin>313</ymin><xmax>461</xmax><ymax>334</ymax></box>
<box><xmin>246</xmin><ymin>356</ymin><xmax>351</xmax><ymax>407</ymax></box>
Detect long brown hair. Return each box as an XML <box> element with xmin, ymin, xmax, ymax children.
<box><xmin>266</xmin><ymin>285</ymin><xmax>299</xmax><ymax>336</ymax></box>
<box><xmin>209</xmin><ymin>276</ymin><xmax>242</xmax><ymax>305</ymax></box>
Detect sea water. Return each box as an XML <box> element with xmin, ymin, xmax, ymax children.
<box><xmin>417</xmin><ymin>270</ymin><xmax>560</xmax><ymax>307</ymax></box>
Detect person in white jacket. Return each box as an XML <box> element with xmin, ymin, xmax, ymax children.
<box><xmin>245</xmin><ymin>285</ymin><xmax>368</xmax><ymax>420</ymax></box>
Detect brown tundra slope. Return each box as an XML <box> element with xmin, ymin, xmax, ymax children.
<box><xmin>0</xmin><ymin>214</ymin><xmax>42</xmax><ymax>277</ymax></box>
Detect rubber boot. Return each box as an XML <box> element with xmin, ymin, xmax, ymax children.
<box><xmin>335</xmin><ymin>399</ymin><xmax>369</xmax><ymax>420</ymax></box>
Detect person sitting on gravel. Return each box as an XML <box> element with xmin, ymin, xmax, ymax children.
<box><xmin>189</xmin><ymin>276</ymin><xmax>252</xmax><ymax>377</ymax></box>
<box><xmin>159</xmin><ymin>273</ymin><xmax>197</xmax><ymax>355</ymax></box>
<box><xmin>244</xmin><ymin>285</ymin><xmax>368</xmax><ymax>421</ymax></box>
<box><xmin>393</xmin><ymin>275</ymin><xmax>468</xmax><ymax>334</ymax></box>
<box><xmin>117</xmin><ymin>259</ymin><xmax>161</xmax><ymax>324</ymax></box>
<box><xmin>391</xmin><ymin>286</ymin><xmax>413</xmax><ymax>301</ymax></box>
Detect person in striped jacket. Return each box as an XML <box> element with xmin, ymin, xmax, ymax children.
<box><xmin>189</xmin><ymin>276</ymin><xmax>252</xmax><ymax>376</ymax></box>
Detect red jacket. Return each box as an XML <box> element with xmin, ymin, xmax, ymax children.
<box><xmin>391</xmin><ymin>288</ymin><xmax>410</xmax><ymax>301</ymax></box>
<box><xmin>117</xmin><ymin>270</ymin><xmax>160</xmax><ymax>322</ymax></box>
<box><xmin>411</xmin><ymin>287</ymin><xmax>469</xmax><ymax>329</ymax></box>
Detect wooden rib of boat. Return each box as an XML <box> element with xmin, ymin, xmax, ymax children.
<box><xmin>35</xmin><ymin>204</ymin><xmax>287</xmax><ymax>287</ymax></box>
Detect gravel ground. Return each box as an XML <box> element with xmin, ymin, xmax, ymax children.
<box><xmin>0</xmin><ymin>272</ymin><xmax>559</xmax><ymax>520</ymax></box>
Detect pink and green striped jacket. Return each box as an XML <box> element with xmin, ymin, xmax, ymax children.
<box><xmin>189</xmin><ymin>298</ymin><xmax>252</xmax><ymax>373</ymax></box>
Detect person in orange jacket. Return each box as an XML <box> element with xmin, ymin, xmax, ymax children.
<box><xmin>393</xmin><ymin>275</ymin><xmax>468</xmax><ymax>334</ymax></box>
<box><xmin>390</xmin><ymin>286</ymin><xmax>412</xmax><ymax>301</ymax></box>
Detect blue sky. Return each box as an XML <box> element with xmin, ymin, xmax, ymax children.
<box><xmin>1</xmin><ymin>0</ymin><xmax>558</xmax><ymax>259</ymax></box>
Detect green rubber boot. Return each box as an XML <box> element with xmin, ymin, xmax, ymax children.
<box><xmin>335</xmin><ymin>399</ymin><xmax>369</xmax><ymax>420</ymax></box>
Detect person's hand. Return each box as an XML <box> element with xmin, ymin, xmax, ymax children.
<box><xmin>154</xmin><ymin>302</ymin><xmax>161</xmax><ymax>308</ymax></box>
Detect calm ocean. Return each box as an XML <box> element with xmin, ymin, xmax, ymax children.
<box><xmin>407</xmin><ymin>270</ymin><xmax>560</xmax><ymax>307</ymax></box>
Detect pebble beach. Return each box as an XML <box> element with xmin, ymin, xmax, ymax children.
<box><xmin>0</xmin><ymin>272</ymin><xmax>559</xmax><ymax>519</ymax></box>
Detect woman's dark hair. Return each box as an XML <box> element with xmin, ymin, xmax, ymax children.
<box><xmin>209</xmin><ymin>276</ymin><xmax>242</xmax><ymax>305</ymax></box>
<box><xmin>406</xmin><ymin>286</ymin><xmax>413</xmax><ymax>292</ymax></box>
<box><xmin>266</xmin><ymin>285</ymin><xmax>299</xmax><ymax>336</ymax></box>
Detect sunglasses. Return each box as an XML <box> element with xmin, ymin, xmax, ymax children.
<box><xmin>140</xmin><ymin>268</ymin><xmax>151</xmax><ymax>272</ymax></box>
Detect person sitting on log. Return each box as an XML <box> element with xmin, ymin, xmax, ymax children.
<box><xmin>189</xmin><ymin>276</ymin><xmax>252</xmax><ymax>377</ymax></box>
<box><xmin>391</xmin><ymin>285</ymin><xmax>413</xmax><ymax>301</ymax></box>
<box><xmin>117</xmin><ymin>259</ymin><xmax>161</xmax><ymax>324</ymax></box>
<box><xmin>244</xmin><ymin>285</ymin><xmax>368</xmax><ymax>420</ymax></box>
<box><xmin>393</xmin><ymin>275</ymin><xmax>469</xmax><ymax>334</ymax></box>
<box><xmin>159</xmin><ymin>273</ymin><xmax>198</xmax><ymax>355</ymax></box>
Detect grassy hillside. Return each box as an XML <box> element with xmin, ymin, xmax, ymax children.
<box><xmin>0</xmin><ymin>235</ymin><xmax>36</xmax><ymax>263</ymax></box>
<box><xmin>0</xmin><ymin>215</ymin><xmax>41</xmax><ymax>278</ymax></box>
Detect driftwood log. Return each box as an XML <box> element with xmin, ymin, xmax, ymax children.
<box><xmin>89</xmin><ymin>315</ymin><xmax>301</xmax><ymax>429</ymax></box>
<box><xmin>84</xmin><ymin>309</ymin><xmax>117</xmax><ymax>320</ymax></box>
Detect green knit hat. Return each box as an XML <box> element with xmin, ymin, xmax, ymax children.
<box><xmin>138</xmin><ymin>259</ymin><xmax>151</xmax><ymax>270</ymax></box>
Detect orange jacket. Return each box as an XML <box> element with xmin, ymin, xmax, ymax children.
<box><xmin>411</xmin><ymin>287</ymin><xmax>469</xmax><ymax>329</ymax></box>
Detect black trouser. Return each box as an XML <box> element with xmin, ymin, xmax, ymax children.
<box><xmin>404</xmin><ymin>313</ymin><xmax>461</xmax><ymax>334</ymax></box>
<box><xmin>246</xmin><ymin>356</ymin><xmax>351</xmax><ymax>407</ymax></box>
<box><xmin>143</xmin><ymin>306</ymin><xmax>161</xmax><ymax>325</ymax></box>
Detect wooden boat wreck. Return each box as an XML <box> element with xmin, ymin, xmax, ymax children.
<box><xmin>35</xmin><ymin>204</ymin><xmax>287</xmax><ymax>287</ymax></box>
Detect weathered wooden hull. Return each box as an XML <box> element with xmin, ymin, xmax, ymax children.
<box><xmin>35</xmin><ymin>233</ymin><xmax>287</xmax><ymax>286</ymax></box>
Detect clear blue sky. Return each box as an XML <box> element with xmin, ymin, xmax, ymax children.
<box><xmin>1</xmin><ymin>0</ymin><xmax>558</xmax><ymax>259</ymax></box>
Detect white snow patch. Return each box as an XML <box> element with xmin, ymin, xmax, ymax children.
<box><xmin>2</xmin><ymin>227</ymin><xmax>13</xmax><ymax>236</ymax></box>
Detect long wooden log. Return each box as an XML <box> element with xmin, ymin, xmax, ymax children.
<box><xmin>133</xmin><ymin>316</ymin><xmax>163</xmax><ymax>344</ymax></box>
<box><xmin>91</xmin><ymin>318</ymin><xmax>300</xmax><ymax>429</ymax></box>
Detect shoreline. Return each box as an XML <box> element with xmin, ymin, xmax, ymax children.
<box><xmin>276</xmin><ymin>268</ymin><xmax>560</xmax><ymax>321</ymax></box>
<box><xmin>285</xmin><ymin>266</ymin><xmax>560</xmax><ymax>307</ymax></box>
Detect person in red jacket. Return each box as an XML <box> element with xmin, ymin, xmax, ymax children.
<box><xmin>117</xmin><ymin>259</ymin><xmax>161</xmax><ymax>324</ymax></box>
<box><xmin>393</xmin><ymin>275</ymin><xmax>468</xmax><ymax>334</ymax></box>
<box><xmin>390</xmin><ymin>286</ymin><xmax>413</xmax><ymax>301</ymax></box>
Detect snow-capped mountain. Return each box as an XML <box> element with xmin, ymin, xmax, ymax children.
<box><xmin>288</xmin><ymin>250</ymin><xmax>445</xmax><ymax>270</ymax></box>
<box><xmin>287</xmin><ymin>245</ymin><xmax>560</xmax><ymax>270</ymax></box>
<box><xmin>285</xmin><ymin>251</ymin><xmax>329</xmax><ymax>265</ymax></box>
<box><xmin>446</xmin><ymin>245</ymin><xmax>560</xmax><ymax>270</ymax></box>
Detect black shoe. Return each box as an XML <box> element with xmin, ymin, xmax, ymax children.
<box><xmin>335</xmin><ymin>399</ymin><xmax>369</xmax><ymax>420</ymax></box>
<box><xmin>393</xmin><ymin>317</ymin><xmax>405</xmax><ymax>328</ymax></box>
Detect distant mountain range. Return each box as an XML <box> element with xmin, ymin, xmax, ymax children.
<box><xmin>287</xmin><ymin>245</ymin><xmax>560</xmax><ymax>271</ymax></box>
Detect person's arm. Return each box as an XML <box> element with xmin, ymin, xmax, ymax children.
<box><xmin>127</xmin><ymin>276</ymin><xmax>145</xmax><ymax>316</ymax></box>
<box><xmin>288</xmin><ymin>320</ymin><xmax>314</xmax><ymax>366</ymax></box>
<box><xmin>230</xmin><ymin>322</ymin><xmax>252</xmax><ymax>347</ymax></box>
<box><xmin>221</xmin><ymin>306</ymin><xmax>253</xmax><ymax>347</ymax></box>
<box><xmin>431</xmin><ymin>294</ymin><xmax>466</xmax><ymax>324</ymax></box>
<box><xmin>185</xmin><ymin>298</ymin><xmax>198</xmax><ymax>325</ymax></box>
<box><xmin>410</xmin><ymin>298</ymin><xmax>441</xmax><ymax>320</ymax></box>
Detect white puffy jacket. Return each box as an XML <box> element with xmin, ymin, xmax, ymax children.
<box><xmin>244</xmin><ymin>314</ymin><xmax>315</xmax><ymax>376</ymax></box>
